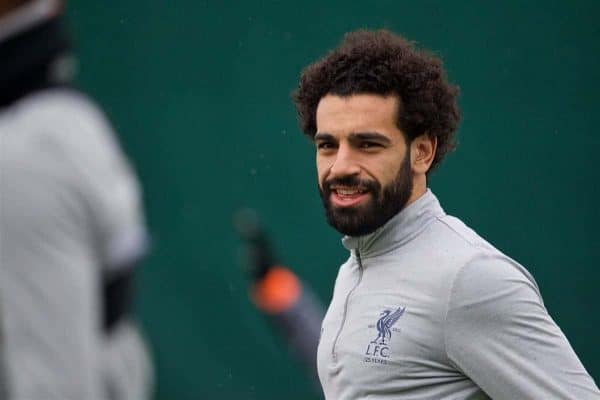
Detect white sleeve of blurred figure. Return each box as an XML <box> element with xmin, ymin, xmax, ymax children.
<box><xmin>56</xmin><ymin>91</ymin><xmax>154</xmax><ymax>400</ymax></box>
<box><xmin>63</xmin><ymin>94</ymin><xmax>149</xmax><ymax>271</ymax></box>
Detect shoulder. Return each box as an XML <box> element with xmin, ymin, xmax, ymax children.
<box><xmin>407</xmin><ymin>213</ymin><xmax>508</xmax><ymax>277</ymax></box>
<box><xmin>18</xmin><ymin>88</ymin><xmax>107</xmax><ymax>123</ymax></box>
<box><xmin>415</xmin><ymin>214</ymin><xmax>541</xmax><ymax>304</ymax></box>
<box><xmin>25</xmin><ymin>89</ymin><xmax>133</xmax><ymax>175</ymax></box>
<box><xmin>425</xmin><ymin>214</ymin><xmax>531</xmax><ymax>274</ymax></box>
<box><xmin>445</xmin><ymin>251</ymin><xmax>544</xmax><ymax>336</ymax></box>
<box><xmin>430</xmin><ymin>214</ymin><xmax>496</xmax><ymax>251</ymax></box>
<box><xmin>1</xmin><ymin>89</ymin><xmax>119</xmax><ymax>181</ymax></box>
<box><xmin>431</xmin><ymin>215</ymin><xmax>540</xmax><ymax>293</ymax></box>
<box><xmin>10</xmin><ymin>89</ymin><xmax>118</xmax><ymax>155</ymax></box>
<box><xmin>452</xmin><ymin>253</ymin><xmax>540</xmax><ymax>302</ymax></box>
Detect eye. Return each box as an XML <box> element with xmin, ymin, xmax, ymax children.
<box><xmin>317</xmin><ymin>141</ymin><xmax>336</xmax><ymax>150</ymax></box>
<box><xmin>359</xmin><ymin>141</ymin><xmax>381</xmax><ymax>149</ymax></box>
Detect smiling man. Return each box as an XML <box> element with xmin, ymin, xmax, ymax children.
<box><xmin>292</xmin><ymin>30</ymin><xmax>600</xmax><ymax>400</ymax></box>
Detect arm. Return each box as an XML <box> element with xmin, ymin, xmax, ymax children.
<box><xmin>445</xmin><ymin>255</ymin><xmax>600</xmax><ymax>399</ymax></box>
<box><xmin>235</xmin><ymin>209</ymin><xmax>324</xmax><ymax>383</ymax></box>
<box><xmin>68</xmin><ymin>96</ymin><xmax>148</xmax><ymax>332</ymax></box>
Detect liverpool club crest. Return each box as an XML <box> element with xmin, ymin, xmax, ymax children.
<box><xmin>364</xmin><ymin>306</ymin><xmax>406</xmax><ymax>364</ymax></box>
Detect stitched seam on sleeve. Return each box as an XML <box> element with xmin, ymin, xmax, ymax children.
<box><xmin>442</xmin><ymin>259</ymin><xmax>472</xmax><ymax>370</ymax></box>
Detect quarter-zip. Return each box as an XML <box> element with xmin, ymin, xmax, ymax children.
<box><xmin>331</xmin><ymin>249</ymin><xmax>364</xmax><ymax>362</ymax></box>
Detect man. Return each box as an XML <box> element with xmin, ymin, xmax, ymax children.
<box><xmin>292</xmin><ymin>29</ymin><xmax>600</xmax><ymax>399</ymax></box>
<box><xmin>0</xmin><ymin>0</ymin><xmax>152</xmax><ymax>399</ymax></box>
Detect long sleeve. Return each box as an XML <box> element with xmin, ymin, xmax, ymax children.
<box><xmin>445</xmin><ymin>255</ymin><xmax>600</xmax><ymax>399</ymax></box>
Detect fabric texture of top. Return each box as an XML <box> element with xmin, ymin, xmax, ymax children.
<box><xmin>317</xmin><ymin>190</ymin><xmax>600</xmax><ymax>400</ymax></box>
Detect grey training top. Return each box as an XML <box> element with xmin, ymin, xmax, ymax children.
<box><xmin>317</xmin><ymin>190</ymin><xmax>600</xmax><ymax>400</ymax></box>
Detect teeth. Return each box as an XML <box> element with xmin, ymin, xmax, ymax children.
<box><xmin>336</xmin><ymin>188</ymin><xmax>362</xmax><ymax>195</ymax></box>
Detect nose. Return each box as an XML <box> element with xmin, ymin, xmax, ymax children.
<box><xmin>329</xmin><ymin>145</ymin><xmax>361</xmax><ymax>179</ymax></box>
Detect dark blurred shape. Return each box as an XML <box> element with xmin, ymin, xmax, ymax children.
<box><xmin>0</xmin><ymin>3</ymin><xmax>68</xmax><ymax>107</ymax></box>
<box><xmin>103</xmin><ymin>265</ymin><xmax>136</xmax><ymax>333</ymax></box>
<box><xmin>235</xmin><ymin>209</ymin><xmax>325</xmax><ymax>384</ymax></box>
<box><xmin>0</xmin><ymin>1</ymin><xmax>152</xmax><ymax>399</ymax></box>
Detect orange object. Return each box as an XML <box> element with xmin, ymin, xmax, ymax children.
<box><xmin>252</xmin><ymin>266</ymin><xmax>302</xmax><ymax>314</ymax></box>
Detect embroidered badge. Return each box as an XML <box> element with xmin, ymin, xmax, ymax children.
<box><xmin>364</xmin><ymin>307</ymin><xmax>405</xmax><ymax>364</ymax></box>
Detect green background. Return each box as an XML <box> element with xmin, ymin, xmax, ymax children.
<box><xmin>67</xmin><ymin>1</ymin><xmax>599</xmax><ymax>398</ymax></box>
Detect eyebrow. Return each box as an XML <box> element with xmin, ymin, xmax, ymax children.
<box><xmin>348</xmin><ymin>132</ymin><xmax>391</xmax><ymax>145</ymax></box>
<box><xmin>314</xmin><ymin>132</ymin><xmax>391</xmax><ymax>145</ymax></box>
<box><xmin>314</xmin><ymin>132</ymin><xmax>336</xmax><ymax>142</ymax></box>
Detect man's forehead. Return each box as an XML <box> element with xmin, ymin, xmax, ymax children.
<box><xmin>315</xmin><ymin>93</ymin><xmax>401</xmax><ymax>137</ymax></box>
<box><xmin>317</xmin><ymin>93</ymin><xmax>399</xmax><ymax>113</ymax></box>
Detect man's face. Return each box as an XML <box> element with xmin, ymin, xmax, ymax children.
<box><xmin>315</xmin><ymin>94</ymin><xmax>414</xmax><ymax>236</ymax></box>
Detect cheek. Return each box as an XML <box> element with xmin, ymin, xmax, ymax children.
<box><xmin>316</xmin><ymin>157</ymin><xmax>329</xmax><ymax>186</ymax></box>
<box><xmin>380</xmin><ymin>168</ymin><xmax>398</xmax><ymax>185</ymax></box>
<box><xmin>371</xmin><ymin>157</ymin><xmax>404</xmax><ymax>185</ymax></box>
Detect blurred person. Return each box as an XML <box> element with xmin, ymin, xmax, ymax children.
<box><xmin>235</xmin><ymin>209</ymin><xmax>324</xmax><ymax>384</ymax></box>
<box><xmin>0</xmin><ymin>0</ymin><xmax>152</xmax><ymax>399</ymax></box>
<box><xmin>292</xmin><ymin>29</ymin><xmax>600</xmax><ymax>399</ymax></box>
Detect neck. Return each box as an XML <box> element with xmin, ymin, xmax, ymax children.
<box><xmin>405</xmin><ymin>174</ymin><xmax>427</xmax><ymax>208</ymax></box>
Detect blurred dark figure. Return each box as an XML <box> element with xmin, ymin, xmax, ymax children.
<box><xmin>0</xmin><ymin>1</ymin><xmax>152</xmax><ymax>399</ymax></box>
<box><xmin>235</xmin><ymin>209</ymin><xmax>324</xmax><ymax>384</ymax></box>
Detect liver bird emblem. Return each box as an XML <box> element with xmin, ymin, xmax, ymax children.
<box><xmin>371</xmin><ymin>307</ymin><xmax>405</xmax><ymax>345</ymax></box>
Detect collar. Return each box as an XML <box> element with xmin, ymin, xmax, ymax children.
<box><xmin>341</xmin><ymin>189</ymin><xmax>445</xmax><ymax>257</ymax></box>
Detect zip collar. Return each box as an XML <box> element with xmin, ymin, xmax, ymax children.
<box><xmin>341</xmin><ymin>189</ymin><xmax>445</xmax><ymax>259</ymax></box>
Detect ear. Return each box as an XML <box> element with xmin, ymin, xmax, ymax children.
<box><xmin>410</xmin><ymin>133</ymin><xmax>437</xmax><ymax>174</ymax></box>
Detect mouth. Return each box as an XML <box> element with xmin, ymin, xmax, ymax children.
<box><xmin>329</xmin><ymin>185</ymin><xmax>370</xmax><ymax>208</ymax></box>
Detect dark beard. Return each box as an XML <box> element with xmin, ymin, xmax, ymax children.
<box><xmin>318</xmin><ymin>154</ymin><xmax>413</xmax><ymax>237</ymax></box>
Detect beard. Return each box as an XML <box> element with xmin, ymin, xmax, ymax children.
<box><xmin>318</xmin><ymin>154</ymin><xmax>413</xmax><ymax>237</ymax></box>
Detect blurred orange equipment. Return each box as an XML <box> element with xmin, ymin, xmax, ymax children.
<box><xmin>252</xmin><ymin>266</ymin><xmax>301</xmax><ymax>314</ymax></box>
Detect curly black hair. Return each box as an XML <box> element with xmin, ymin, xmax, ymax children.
<box><xmin>292</xmin><ymin>29</ymin><xmax>460</xmax><ymax>171</ymax></box>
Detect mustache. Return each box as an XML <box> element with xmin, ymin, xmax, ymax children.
<box><xmin>322</xmin><ymin>176</ymin><xmax>380</xmax><ymax>193</ymax></box>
